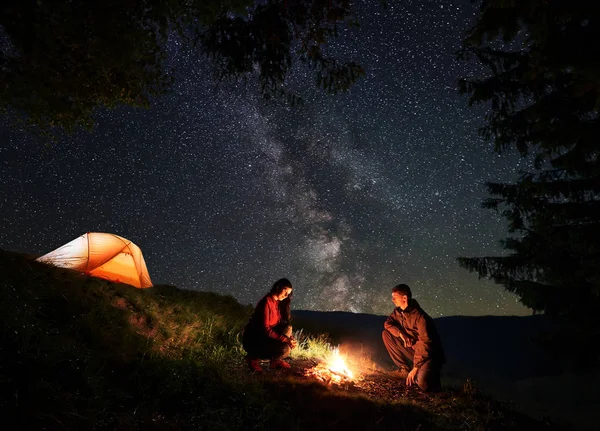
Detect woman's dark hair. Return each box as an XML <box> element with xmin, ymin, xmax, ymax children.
<box><xmin>269</xmin><ymin>278</ymin><xmax>292</xmax><ymax>295</ymax></box>
<box><xmin>279</xmin><ymin>295</ymin><xmax>293</xmax><ymax>324</ymax></box>
<box><xmin>269</xmin><ymin>278</ymin><xmax>293</xmax><ymax>324</ymax></box>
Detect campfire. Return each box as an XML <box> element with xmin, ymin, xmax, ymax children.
<box><xmin>304</xmin><ymin>347</ymin><xmax>358</xmax><ymax>386</ymax></box>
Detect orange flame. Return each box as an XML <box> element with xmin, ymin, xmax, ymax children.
<box><xmin>304</xmin><ymin>346</ymin><xmax>360</xmax><ymax>385</ymax></box>
<box><xmin>325</xmin><ymin>347</ymin><xmax>354</xmax><ymax>379</ymax></box>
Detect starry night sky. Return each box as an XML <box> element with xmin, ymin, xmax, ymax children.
<box><xmin>0</xmin><ymin>0</ymin><xmax>532</xmax><ymax>317</ymax></box>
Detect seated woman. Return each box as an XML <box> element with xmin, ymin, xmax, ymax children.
<box><xmin>242</xmin><ymin>278</ymin><xmax>297</xmax><ymax>372</ymax></box>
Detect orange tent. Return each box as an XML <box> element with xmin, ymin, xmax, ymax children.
<box><xmin>36</xmin><ymin>232</ymin><xmax>153</xmax><ymax>288</ymax></box>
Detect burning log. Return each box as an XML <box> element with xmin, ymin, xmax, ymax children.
<box><xmin>303</xmin><ymin>347</ymin><xmax>359</xmax><ymax>387</ymax></box>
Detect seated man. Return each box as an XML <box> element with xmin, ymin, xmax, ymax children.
<box><xmin>382</xmin><ymin>283</ymin><xmax>445</xmax><ymax>391</ymax></box>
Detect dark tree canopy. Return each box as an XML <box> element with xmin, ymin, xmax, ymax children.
<box><xmin>0</xmin><ymin>0</ymin><xmax>364</xmax><ymax>138</ymax></box>
<box><xmin>458</xmin><ymin>1</ymin><xmax>600</xmax><ymax>368</ymax></box>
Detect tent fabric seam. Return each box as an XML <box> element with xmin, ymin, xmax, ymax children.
<box><xmin>108</xmin><ymin>233</ymin><xmax>144</xmax><ymax>288</ymax></box>
<box><xmin>89</xmin><ymin>233</ymin><xmax>133</xmax><ymax>274</ymax></box>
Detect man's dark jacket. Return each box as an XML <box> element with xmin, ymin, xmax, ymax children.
<box><xmin>384</xmin><ymin>299</ymin><xmax>445</xmax><ymax>368</ymax></box>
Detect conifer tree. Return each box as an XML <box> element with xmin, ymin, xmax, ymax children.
<box><xmin>457</xmin><ymin>1</ymin><xmax>600</xmax><ymax>368</ymax></box>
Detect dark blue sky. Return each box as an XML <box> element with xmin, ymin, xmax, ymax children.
<box><xmin>0</xmin><ymin>0</ymin><xmax>532</xmax><ymax>316</ymax></box>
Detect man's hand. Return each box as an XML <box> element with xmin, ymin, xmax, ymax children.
<box><xmin>289</xmin><ymin>337</ymin><xmax>298</xmax><ymax>349</ymax></box>
<box><xmin>399</xmin><ymin>333</ymin><xmax>413</xmax><ymax>348</ymax></box>
<box><xmin>406</xmin><ymin>367</ymin><xmax>418</xmax><ymax>386</ymax></box>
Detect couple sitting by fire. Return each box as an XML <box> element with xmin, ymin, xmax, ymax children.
<box><xmin>242</xmin><ymin>279</ymin><xmax>444</xmax><ymax>392</ymax></box>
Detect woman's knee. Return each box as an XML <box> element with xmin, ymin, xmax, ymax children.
<box><xmin>274</xmin><ymin>343</ymin><xmax>290</xmax><ymax>360</ymax></box>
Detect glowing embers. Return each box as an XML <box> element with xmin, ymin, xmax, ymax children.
<box><xmin>304</xmin><ymin>347</ymin><xmax>357</xmax><ymax>386</ymax></box>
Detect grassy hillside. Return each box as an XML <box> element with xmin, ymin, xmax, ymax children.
<box><xmin>0</xmin><ymin>249</ymin><xmax>568</xmax><ymax>430</ymax></box>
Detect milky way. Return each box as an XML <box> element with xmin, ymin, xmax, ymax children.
<box><xmin>0</xmin><ymin>0</ymin><xmax>533</xmax><ymax>316</ymax></box>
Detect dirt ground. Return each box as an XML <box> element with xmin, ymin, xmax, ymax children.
<box><xmin>234</xmin><ymin>356</ymin><xmax>580</xmax><ymax>430</ymax></box>
<box><xmin>287</xmin><ymin>358</ymin><xmax>426</xmax><ymax>401</ymax></box>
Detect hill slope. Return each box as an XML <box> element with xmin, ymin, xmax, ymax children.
<box><xmin>0</xmin><ymin>248</ymin><xmax>569</xmax><ymax>430</ymax></box>
<box><xmin>292</xmin><ymin>309</ymin><xmax>598</xmax><ymax>430</ymax></box>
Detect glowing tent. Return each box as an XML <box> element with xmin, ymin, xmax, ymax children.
<box><xmin>36</xmin><ymin>232</ymin><xmax>153</xmax><ymax>288</ymax></box>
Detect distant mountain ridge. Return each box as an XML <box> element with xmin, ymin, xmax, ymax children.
<box><xmin>291</xmin><ymin>310</ymin><xmax>560</xmax><ymax>383</ymax></box>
